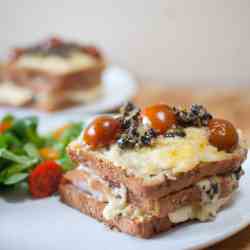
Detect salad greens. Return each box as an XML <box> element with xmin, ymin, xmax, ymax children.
<box><xmin>0</xmin><ymin>114</ymin><xmax>84</xmax><ymax>188</ymax></box>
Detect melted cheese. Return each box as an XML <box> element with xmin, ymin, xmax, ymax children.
<box><xmin>74</xmin><ymin>164</ymin><xmax>237</xmax><ymax>222</ymax></box>
<box><xmin>102</xmin><ymin>186</ymin><xmax>127</xmax><ymax>220</ymax></box>
<box><xmin>74</xmin><ymin>165</ymin><xmax>128</xmax><ymax>220</ymax></box>
<box><xmin>16</xmin><ymin>52</ymin><xmax>98</xmax><ymax>74</ymax></box>
<box><xmin>99</xmin><ymin>128</ymin><xmax>233</xmax><ymax>180</ymax></box>
<box><xmin>0</xmin><ymin>82</ymin><xmax>33</xmax><ymax>105</ymax></box>
<box><xmin>168</xmin><ymin>196</ymin><xmax>232</xmax><ymax>223</ymax></box>
<box><xmin>74</xmin><ymin>165</ymin><xmax>149</xmax><ymax>221</ymax></box>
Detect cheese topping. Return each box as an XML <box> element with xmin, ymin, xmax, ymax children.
<box><xmin>0</xmin><ymin>82</ymin><xmax>33</xmax><ymax>105</ymax></box>
<box><xmin>99</xmin><ymin>128</ymin><xmax>234</xmax><ymax>180</ymax></box>
<box><xmin>15</xmin><ymin>52</ymin><xmax>98</xmax><ymax>74</ymax></box>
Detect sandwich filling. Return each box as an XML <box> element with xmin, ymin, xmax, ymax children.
<box><xmin>70</xmin><ymin>164</ymin><xmax>241</xmax><ymax>222</ymax></box>
<box><xmin>0</xmin><ymin>81</ymin><xmax>102</xmax><ymax>107</ymax></box>
<box><xmin>15</xmin><ymin>52</ymin><xmax>98</xmax><ymax>74</ymax></box>
<box><xmin>0</xmin><ymin>82</ymin><xmax>33</xmax><ymax>106</ymax></box>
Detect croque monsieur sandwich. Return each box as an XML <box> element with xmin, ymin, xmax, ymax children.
<box><xmin>0</xmin><ymin>37</ymin><xmax>105</xmax><ymax>111</ymax></box>
<box><xmin>60</xmin><ymin>103</ymin><xmax>248</xmax><ymax>238</ymax></box>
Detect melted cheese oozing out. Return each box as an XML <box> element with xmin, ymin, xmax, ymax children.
<box><xmin>169</xmin><ymin>175</ymin><xmax>237</xmax><ymax>223</ymax></box>
<box><xmin>75</xmin><ymin>164</ymin><xmax>238</xmax><ymax>222</ymax></box>
<box><xmin>16</xmin><ymin>52</ymin><xmax>98</xmax><ymax>74</ymax></box>
<box><xmin>0</xmin><ymin>82</ymin><xmax>33</xmax><ymax>105</ymax></box>
<box><xmin>168</xmin><ymin>195</ymin><xmax>232</xmax><ymax>223</ymax></box>
<box><xmin>75</xmin><ymin>165</ymin><xmax>148</xmax><ymax>221</ymax></box>
<box><xmin>75</xmin><ymin>165</ymin><xmax>128</xmax><ymax>220</ymax></box>
<box><xmin>100</xmin><ymin>127</ymin><xmax>233</xmax><ymax>180</ymax></box>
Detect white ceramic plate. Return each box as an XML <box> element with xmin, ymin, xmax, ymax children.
<box><xmin>0</xmin><ymin>65</ymin><xmax>137</xmax><ymax>118</ymax></box>
<box><xmin>1</xmin><ymin>154</ymin><xmax>249</xmax><ymax>250</ymax></box>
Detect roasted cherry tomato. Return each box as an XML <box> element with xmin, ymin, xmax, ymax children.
<box><xmin>83</xmin><ymin>116</ymin><xmax>120</xmax><ymax>148</ymax></box>
<box><xmin>208</xmin><ymin>118</ymin><xmax>238</xmax><ymax>151</ymax></box>
<box><xmin>141</xmin><ymin>104</ymin><xmax>176</xmax><ymax>134</ymax></box>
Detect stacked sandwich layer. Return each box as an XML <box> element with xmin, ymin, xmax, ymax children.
<box><xmin>0</xmin><ymin>37</ymin><xmax>105</xmax><ymax>111</ymax></box>
<box><xmin>59</xmin><ymin>103</ymin><xmax>247</xmax><ymax>238</ymax></box>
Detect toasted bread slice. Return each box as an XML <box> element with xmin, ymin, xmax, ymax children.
<box><xmin>59</xmin><ymin>179</ymin><xmax>234</xmax><ymax>238</ymax></box>
<box><xmin>68</xmin><ymin>140</ymin><xmax>247</xmax><ymax>200</ymax></box>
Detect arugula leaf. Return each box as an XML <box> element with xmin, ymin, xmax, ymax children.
<box><xmin>9</xmin><ymin>117</ymin><xmax>45</xmax><ymax>147</ymax></box>
<box><xmin>0</xmin><ymin>133</ymin><xmax>21</xmax><ymax>149</ymax></box>
<box><xmin>24</xmin><ymin>143</ymin><xmax>41</xmax><ymax>159</ymax></box>
<box><xmin>0</xmin><ymin>148</ymin><xmax>39</xmax><ymax>166</ymax></box>
<box><xmin>0</xmin><ymin>163</ymin><xmax>31</xmax><ymax>183</ymax></box>
<box><xmin>3</xmin><ymin>173</ymin><xmax>28</xmax><ymax>185</ymax></box>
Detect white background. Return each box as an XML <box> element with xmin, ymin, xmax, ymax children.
<box><xmin>1</xmin><ymin>0</ymin><xmax>250</xmax><ymax>85</ymax></box>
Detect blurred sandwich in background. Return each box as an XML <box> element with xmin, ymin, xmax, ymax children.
<box><xmin>0</xmin><ymin>37</ymin><xmax>105</xmax><ymax>111</ymax></box>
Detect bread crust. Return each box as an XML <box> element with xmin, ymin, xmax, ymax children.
<box><xmin>68</xmin><ymin>141</ymin><xmax>247</xmax><ymax>200</ymax></box>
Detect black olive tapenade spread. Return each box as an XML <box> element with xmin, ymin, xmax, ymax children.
<box><xmin>116</xmin><ymin>102</ymin><xmax>212</xmax><ymax>150</ymax></box>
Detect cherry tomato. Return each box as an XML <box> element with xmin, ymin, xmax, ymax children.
<box><xmin>208</xmin><ymin>118</ymin><xmax>238</xmax><ymax>151</ymax></box>
<box><xmin>83</xmin><ymin>116</ymin><xmax>120</xmax><ymax>148</ymax></box>
<box><xmin>141</xmin><ymin>104</ymin><xmax>176</xmax><ymax>134</ymax></box>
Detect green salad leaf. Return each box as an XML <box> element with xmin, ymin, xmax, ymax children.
<box><xmin>0</xmin><ymin>114</ymin><xmax>84</xmax><ymax>189</ymax></box>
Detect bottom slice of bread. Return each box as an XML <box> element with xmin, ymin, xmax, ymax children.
<box><xmin>59</xmin><ymin>181</ymin><xmax>233</xmax><ymax>238</ymax></box>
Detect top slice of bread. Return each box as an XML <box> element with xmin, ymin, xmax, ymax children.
<box><xmin>68</xmin><ymin>140</ymin><xmax>247</xmax><ymax>200</ymax></box>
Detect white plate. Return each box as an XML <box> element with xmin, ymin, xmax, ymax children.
<box><xmin>1</xmin><ymin>154</ymin><xmax>249</xmax><ymax>250</ymax></box>
<box><xmin>0</xmin><ymin>65</ymin><xmax>137</xmax><ymax>118</ymax></box>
